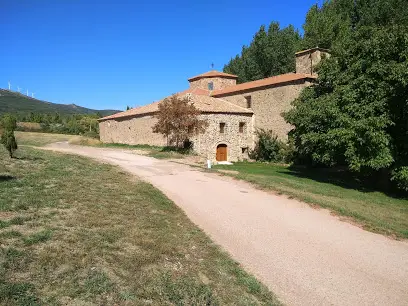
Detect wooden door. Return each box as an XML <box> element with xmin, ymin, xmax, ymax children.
<box><xmin>216</xmin><ymin>144</ymin><xmax>227</xmax><ymax>161</ymax></box>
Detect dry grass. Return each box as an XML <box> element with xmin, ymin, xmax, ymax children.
<box><xmin>0</xmin><ymin>146</ymin><xmax>280</xmax><ymax>305</ymax></box>
<box><xmin>15</xmin><ymin>131</ymin><xmax>76</xmax><ymax>147</ymax></box>
<box><xmin>17</xmin><ymin>122</ymin><xmax>42</xmax><ymax>131</ymax></box>
<box><xmin>68</xmin><ymin>136</ymin><xmax>102</xmax><ymax>146</ymax></box>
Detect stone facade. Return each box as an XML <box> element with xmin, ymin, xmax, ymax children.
<box><xmin>189</xmin><ymin>77</ymin><xmax>236</xmax><ymax>91</ymax></box>
<box><xmin>295</xmin><ymin>48</ymin><xmax>330</xmax><ymax>76</ymax></box>
<box><xmin>99</xmin><ymin>111</ymin><xmax>253</xmax><ymax>162</ymax></box>
<box><xmin>216</xmin><ymin>80</ymin><xmax>312</xmax><ymax>140</ymax></box>
<box><xmin>192</xmin><ymin>113</ymin><xmax>254</xmax><ymax>161</ymax></box>
<box><xmin>99</xmin><ymin>114</ymin><xmax>167</xmax><ymax>146</ymax></box>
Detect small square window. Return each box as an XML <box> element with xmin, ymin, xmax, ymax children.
<box><xmin>239</xmin><ymin>122</ymin><xmax>245</xmax><ymax>133</ymax></box>
<box><xmin>219</xmin><ymin>122</ymin><xmax>225</xmax><ymax>133</ymax></box>
<box><xmin>208</xmin><ymin>82</ymin><xmax>214</xmax><ymax>90</ymax></box>
<box><xmin>245</xmin><ymin>96</ymin><xmax>252</xmax><ymax>108</ymax></box>
<box><xmin>242</xmin><ymin>147</ymin><xmax>248</xmax><ymax>154</ymax></box>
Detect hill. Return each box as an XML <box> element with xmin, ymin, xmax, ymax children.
<box><xmin>0</xmin><ymin>89</ymin><xmax>119</xmax><ymax>117</ymax></box>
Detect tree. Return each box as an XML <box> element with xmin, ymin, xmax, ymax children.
<box><xmin>152</xmin><ymin>95</ymin><xmax>208</xmax><ymax>148</ymax></box>
<box><xmin>0</xmin><ymin>114</ymin><xmax>18</xmax><ymax>158</ymax></box>
<box><xmin>223</xmin><ymin>21</ymin><xmax>300</xmax><ymax>83</ymax></box>
<box><xmin>284</xmin><ymin>25</ymin><xmax>408</xmax><ymax>190</ymax></box>
<box><xmin>301</xmin><ymin>0</ymin><xmax>408</xmax><ymax>50</ymax></box>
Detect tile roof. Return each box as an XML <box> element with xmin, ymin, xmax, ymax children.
<box><xmin>211</xmin><ymin>73</ymin><xmax>316</xmax><ymax>97</ymax></box>
<box><xmin>98</xmin><ymin>91</ymin><xmax>252</xmax><ymax>121</ymax></box>
<box><xmin>188</xmin><ymin>70</ymin><xmax>238</xmax><ymax>82</ymax></box>
<box><xmin>99</xmin><ymin>72</ymin><xmax>316</xmax><ymax>121</ymax></box>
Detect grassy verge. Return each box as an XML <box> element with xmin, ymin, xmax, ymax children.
<box><xmin>0</xmin><ymin>146</ymin><xmax>280</xmax><ymax>305</ymax></box>
<box><xmin>214</xmin><ymin>162</ymin><xmax>408</xmax><ymax>239</ymax></box>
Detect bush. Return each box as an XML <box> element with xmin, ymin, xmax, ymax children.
<box><xmin>391</xmin><ymin>167</ymin><xmax>408</xmax><ymax>192</ymax></box>
<box><xmin>250</xmin><ymin>129</ymin><xmax>288</xmax><ymax>162</ymax></box>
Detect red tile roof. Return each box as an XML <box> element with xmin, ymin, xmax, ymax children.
<box><xmin>98</xmin><ymin>91</ymin><xmax>252</xmax><ymax>121</ymax></box>
<box><xmin>188</xmin><ymin>70</ymin><xmax>238</xmax><ymax>82</ymax></box>
<box><xmin>99</xmin><ymin>72</ymin><xmax>316</xmax><ymax>121</ymax></box>
<box><xmin>211</xmin><ymin>73</ymin><xmax>316</xmax><ymax>97</ymax></box>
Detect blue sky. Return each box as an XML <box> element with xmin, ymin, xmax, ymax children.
<box><xmin>1</xmin><ymin>0</ymin><xmax>321</xmax><ymax>111</ymax></box>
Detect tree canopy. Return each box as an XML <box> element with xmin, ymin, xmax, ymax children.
<box><xmin>152</xmin><ymin>95</ymin><xmax>208</xmax><ymax>148</ymax></box>
<box><xmin>223</xmin><ymin>22</ymin><xmax>301</xmax><ymax>83</ymax></box>
<box><xmin>284</xmin><ymin>25</ymin><xmax>408</xmax><ymax>190</ymax></box>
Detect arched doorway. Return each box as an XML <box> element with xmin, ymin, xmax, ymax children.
<box><xmin>216</xmin><ymin>144</ymin><xmax>228</xmax><ymax>161</ymax></box>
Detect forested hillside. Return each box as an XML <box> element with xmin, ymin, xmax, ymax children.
<box><xmin>0</xmin><ymin>89</ymin><xmax>119</xmax><ymax>117</ymax></box>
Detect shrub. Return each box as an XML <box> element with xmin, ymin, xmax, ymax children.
<box><xmin>391</xmin><ymin>167</ymin><xmax>408</xmax><ymax>192</ymax></box>
<box><xmin>0</xmin><ymin>114</ymin><xmax>18</xmax><ymax>158</ymax></box>
<box><xmin>250</xmin><ymin>129</ymin><xmax>287</xmax><ymax>162</ymax></box>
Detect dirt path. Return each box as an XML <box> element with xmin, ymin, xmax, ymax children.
<box><xmin>46</xmin><ymin>143</ymin><xmax>408</xmax><ymax>306</ymax></box>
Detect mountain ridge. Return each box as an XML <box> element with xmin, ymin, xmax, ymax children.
<box><xmin>0</xmin><ymin>89</ymin><xmax>120</xmax><ymax>117</ymax></box>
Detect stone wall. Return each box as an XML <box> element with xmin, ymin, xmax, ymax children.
<box><xmin>189</xmin><ymin>77</ymin><xmax>236</xmax><ymax>91</ymax></box>
<box><xmin>99</xmin><ymin>114</ymin><xmax>167</xmax><ymax>146</ymax></box>
<box><xmin>192</xmin><ymin>113</ymin><xmax>254</xmax><ymax>162</ymax></box>
<box><xmin>295</xmin><ymin>49</ymin><xmax>330</xmax><ymax>75</ymax></box>
<box><xmin>99</xmin><ymin>112</ymin><xmax>254</xmax><ymax>162</ymax></box>
<box><xmin>217</xmin><ymin>80</ymin><xmax>312</xmax><ymax>140</ymax></box>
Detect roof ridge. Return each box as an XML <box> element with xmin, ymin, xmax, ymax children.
<box><xmin>211</xmin><ymin>72</ymin><xmax>316</xmax><ymax>97</ymax></box>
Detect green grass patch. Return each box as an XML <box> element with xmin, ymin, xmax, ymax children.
<box><xmin>214</xmin><ymin>162</ymin><xmax>408</xmax><ymax>239</ymax></box>
<box><xmin>0</xmin><ymin>230</ymin><xmax>22</xmax><ymax>239</ymax></box>
<box><xmin>23</xmin><ymin>230</ymin><xmax>53</xmax><ymax>246</ymax></box>
<box><xmin>0</xmin><ymin>145</ymin><xmax>280</xmax><ymax>304</ymax></box>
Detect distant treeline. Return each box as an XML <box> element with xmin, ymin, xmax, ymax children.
<box><xmin>15</xmin><ymin>112</ymin><xmax>100</xmax><ymax>138</ymax></box>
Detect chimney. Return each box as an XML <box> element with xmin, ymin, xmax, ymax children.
<box><xmin>295</xmin><ymin>47</ymin><xmax>330</xmax><ymax>76</ymax></box>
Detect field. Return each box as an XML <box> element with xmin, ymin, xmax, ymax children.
<box><xmin>214</xmin><ymin>162</ymin><xmax>408</xmax><ymax>239</ymax></box>
<box><xmin>0</xmin><ymin>136</ymin><xmax>279</xmax><ymax>305</ymax></box>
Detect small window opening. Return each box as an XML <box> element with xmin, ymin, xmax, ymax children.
<box><xmin>242</xmin><ymin>147</ymin><xmax>248</xmax><ymax>154</ymax></box>
<box><xmin>239</xmin><ymin>122</ymin><xmax>245</xmax><ymax>133</ymax></box>
<box><xmin>208</xmin><ymin>82</ymin><xmax>214</xmax><ymax>90</ymax></box>
<box><xmin>245</xmin><ymin>96</ymin><xmax>252</xmax><ymax>108</ymax></box>
<box><xmin>219</xmin><ymin>122</ymin><xmax>225</xmax><ymax>133</ymax></box>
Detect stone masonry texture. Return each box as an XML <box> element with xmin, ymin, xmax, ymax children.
<box><xmin>218</xmin><ymin>80</ymin><xmax>312</xmax><ymax>140</ymax></box>
<box><xmin>189</xmin><ymin>77</ymin><xmax>236</xmax><ymax>91</ymax></box>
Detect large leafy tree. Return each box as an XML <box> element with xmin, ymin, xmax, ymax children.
<box><xmin>152</xmin><ymin>95</ymin><xmax>208</xmax><ymax>148</ymax></box>
<box><xmin>223</xmin><ymin>22</ymin><xmax>301</xmax><ymax>83</ymax></box>
<box><xmin>284</xmin><ymin>25</ymin><xmax>408</xmax><ymax>190</ymax></box>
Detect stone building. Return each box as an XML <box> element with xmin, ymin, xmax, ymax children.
<box><xmin>99</xmin><ymin>47</ymin><xmax>329</xmax><ymax>162</ymax></box>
